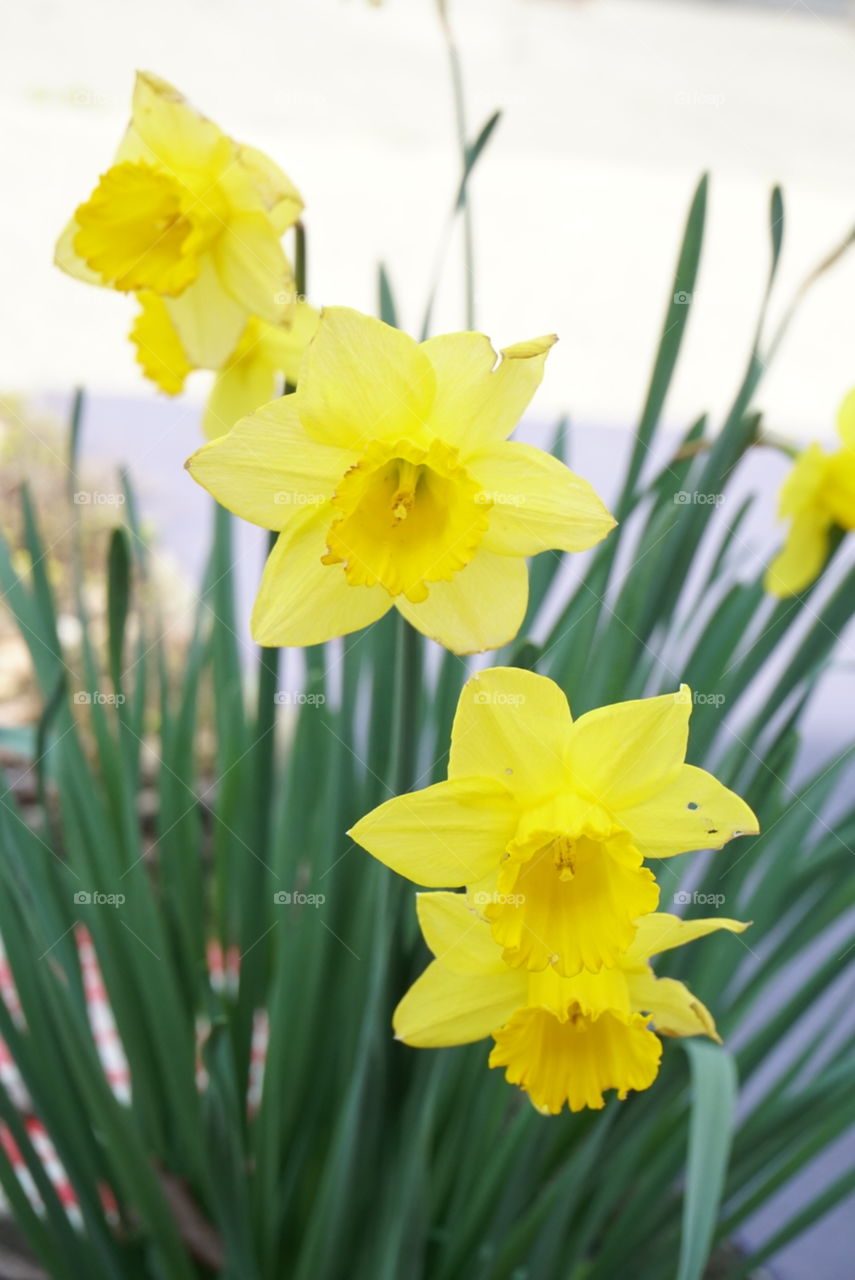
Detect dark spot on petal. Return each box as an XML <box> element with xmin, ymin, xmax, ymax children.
<box><xmin>687</xmin><ymin>802</ymin><xmax>699</xmax><ymax>810</ymax></box>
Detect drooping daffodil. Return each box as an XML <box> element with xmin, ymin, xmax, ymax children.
<box><xmin>765</xmin><ymin>389</ymin><xmax>855</xmax><ymax>597</ymax></box>
<box><xmin>186</xmin><ymin>307</ymin><xmax>615</xmax><ymax>653</ymax></box>
<box><xmin>56</xmin><ymin>72</ymin><xmax>304</xmax><ymax>370</ymax></box>
<box><xmin>130</xmin><ymin>292</ymin><xmax>320</xmax><ymax>438</ymax></box>
<box><xmin>351</xmin><ymin>668</ymin><xmax>758</xmax><ymax>975</ymax></box>
<box><xmin>395</xmin><ymin>893</ymin><xmax>749</xmax><ymax>1113</ymax></box>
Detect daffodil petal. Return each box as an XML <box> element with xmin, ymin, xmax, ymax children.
<box><xmin>448</xmin><ymin>666</ymin><xmax>572</xmax><ymax>801</ymax></box>
<box><xmin>470</xmin><ymin>441</ymin><xmax>615</xmax><ymax>554</ymax></box>
<box><xmin>130</xmin><ymin>293</ymin><xmax>193</xmax><ymax>395</ymax></box>
<box><xmin>394</xmin><ymin>960</ymin><xmax>526</xmax><ymax>1048</ymax></box>
<box><xmin>627</xmin><ymin>973</ymin><xmax>719</xmax><ymax>1041</ymax></box>
<box><xmin>837</xmin><ymin>389</ymin><xmax>855</xmax><ymax>449</ymax></box>
<box><xmin>416</xmin><ymin>891</ymin><xmax>508</xmax><ymax>975</ymax></box>
<box><xmin>527</xmin><ymin>963</ymin><xmax>632</xmax><ymax>1021</ymax></box>
<box><xmin>619</xmin><ymin>763</ymin><xmax>759</xmax><ymax>859</ymax></box>
<box><xmin>54</xmin><ymin>217</ymin><xmax>103</xmax><ymax>285</ymax></box>
<box><xmin>349</xmin><ymin>778</ymin><xmax>517</xmax><ymax>887</ymax></box>
<box><xmin>164</xmin><ymin>257</ymin><xmax>248</xmax><ymax>369</ymax></box>
<box><xmin>627</xmin><ymin>912</ymin><xmax>750</xmax><ymax>963</ymax></box>
<box><xmin>299</xmin><ymin>307</ymin><xmax>436</xmax><ymax>450</ymax></box>
<box><xmin>215</xmin><ymin>211</ymin><xmax>294</xmax><ymax>325</ymax></box>
<box><xmin>396</xmin><ymin>550</ymin><xmax>528</xmax><ymax>654</ymax></box>
<box><xmin>259</xmin><ymin>303</ymin><xmax>322</xmax><ymax>386</ymax></box>
<box><xmin>127</xmin><ymin>71</ymin><xmax>231</xmax><ymax>174</ymax></box>
<box><xmin>565</xmin><ymin>687</ymin><xmax>692</xmax><ymax>812</ymax></box>
<box><xmin>222</xmin><ymin>143</ymin><xmax>304</xmax><ymax>234</ymax></box>
<box><xmin>187</xmin><ymin>397</ymin><xmax>349</xmax><ymax>528</ymax></box>
<box><xmin>251</xmin><ymin>509</ymin><xmax>391</xmax><ymax>646</ymax></box>
<box><xmin>421</xmin><ymin>331</ymin><xmax>557</xmax><ymax>453</ymax></box>
<box><xmin>203</xmin><ymin>355</ymin><xmax>276</xmax><ymax>441</ymax></box>
<box><xmin>764</xmin><ymin>512</ymin><xmax>831</xmax><ymax>598</ymax></box>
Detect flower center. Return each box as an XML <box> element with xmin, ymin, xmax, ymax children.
<box><xmin>74</xmin><ymin>161</ymin><xmax>214</xmax><ymax>295</ymax></box>
<box><xmin>322</xmin><ymin>439</ymin><xmax>490</xmax><ymax>603</ymax></box>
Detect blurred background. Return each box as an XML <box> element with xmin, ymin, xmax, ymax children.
<box><xmin>1</xmin><ymin>2</ymin><xmax>854</xmax><ymax>1275</ymax></box>
<box><xmin>3</xmin><ymin>0</ymin><xmax>855</xmax><ymax>434</ymax></box>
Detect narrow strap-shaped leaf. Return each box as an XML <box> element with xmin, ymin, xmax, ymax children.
<box><xmin>676</xmin><ymin>1041</ymin><xmax>738</xmax><ymax>1280</ymax></box>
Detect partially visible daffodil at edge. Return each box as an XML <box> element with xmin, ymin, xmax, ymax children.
<box><xmin>55</xmin><ymin>71</ymin><xmax>304</xmax><ymax>370</ymax></box>
<box><xmin>186</xmin><ymin>306</ymin><xmax>616</xmax><ymax>654</ymax></box>
<box><xmin>131</xmin><ymin>291</ymin><xmax>320</xmax><ymax>439</ymax></box>
<box><xmin>765</xmin><ymin>389</ymin><xmax>855</xmax><ymax>597</ymax></box>
<box><xmin>350</xmin><ymin>667</ymin><xmax>758</xmax><ymax>975</ymax></box>
<box><xmin>395</xmin><ymin>892</ymin><xmax>749</xmax><ymax>1114</ymax></box>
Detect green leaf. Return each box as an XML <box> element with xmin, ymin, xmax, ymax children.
<box><xmin>676</xmin><ymin>1041</ymin><xmax>738</xmax><ymax>1280</ymax></box>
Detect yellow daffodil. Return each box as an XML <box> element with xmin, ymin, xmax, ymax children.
<box><xmin>765</xmin><ymin>389</ymin><xmax>855</xmax><ymax>597</ymax></box>
<box><xmin>395</xmin><ymin>892</ymin><xmax>749</xmax><ymax>1113</ymax></box>
<box><xmin>130</xmin><ymin>292</ymin><xmax>320</xmax><ymax>438</ymax></box>
<box><xmin>186</xmin><ymin>307</ymin><xmax>615</xmax><ymax>652</ymax></box>
<box><xmin>55</xmin><ymin>72</ymin><xmax>303</xmax><ymax>370</ymax></box>
<box><xmin>351</xmin><ymin>668</ymin><xmax>757</xmax><ymax>975</ymax></box>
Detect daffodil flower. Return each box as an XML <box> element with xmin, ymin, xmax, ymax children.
<box><xmin>186</xmin><ymin>307</ymin><xmax>615</xmax><ymax>653</ymax></box>
<box><xmin>351</xmin><ymin>668</ymin><xmax>758</xmax><ymax>975</ymax></box>
<box><xmin>130</xmin><ymin>292</ymin><xmax>320</xmax><ymax>438</ymax></box>
<box><xmin>394</xmin><ymin>892</ymin><xmax>749</xmax><ymax>1113</ymax></box>
<box><xmin>765</xmin><ymin>389</ymin><xmax>855</xmax><ymax>597</ymax></box>
<box><xmin>56</xmin><ymin>72</ymin><xmax>303</xmax><ymax>370</ymax></box>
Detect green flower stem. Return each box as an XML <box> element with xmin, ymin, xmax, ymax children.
<box><xmin>437</xmin><ymin>0</ymin><xmax>475</xmax><ymax>330</ymax></box>
<box><xmin>389</xmin><ymin>611</ymin><xmax>422</xmax><ymax>796</ymax></box>
<box><xmin>234</xmin><ymin>221</ymin><xmax>309</xmax><ymax>1101</ymax></box>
